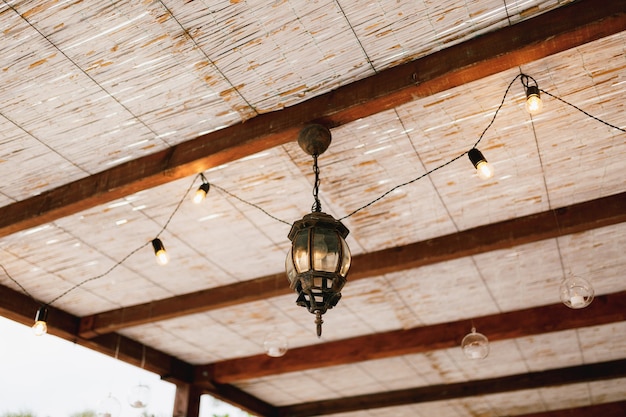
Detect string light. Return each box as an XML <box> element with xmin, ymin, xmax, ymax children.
<box><xmin>193</xmin><ymin>174</ymin><xmax>210</xmax><ymax>204</ymax></box>
<box><xmin>525</xmin><ymin>85</ymin><xmax>543</xmax><ymax>115</ymax></box>
<box><xmin>151</xmin><ymin>238</ymin><xmax>169</xmax><ymax>265</ymax></box>
<box><xmin>3</xmin><ymin>71</ymin><xmax>625</xmax><ymax>335</ymax></box>
<box><xmin>521</xmin><ymin>74</ymin><xmax>543</xmax><ymax>115</ymax></box>
<box><xmin>468</xmin><ymin>148</ymin><xmax>494</xmax><ymax>180</ymax></box>
<box><xmin>32</xmin><ymin>306</ymin><xmax>48</xmax><ymax>336</ymax></box>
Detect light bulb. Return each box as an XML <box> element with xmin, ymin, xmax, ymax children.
<box><xmin>475</xmin><ymin>160</ymin><xmax>495</xmax><ymax>180</ymax></box>
<box><xmin>560</xmin><ymin>275</ymin><xmax>594</xmax><ymax>309</ymax></box>
<box><xmin>97</xmin><ymin>394</ymin><xmax>121</xmax><ymax>417</ymax></box>
<box><xmin>32</xmin><ymin>306</ymin><xmax>48</xmax><ymax>336</ymax></box>
<box><xmin>461</xmin><ymin>327</ymin><xmax>489</xmax><ymax>359</ymax></box>
<box><xmin>32</xmin><ymin>320</ymin><xmax>47</xmax><ymax>336</ymax></box>
<box><xmin>263</xmin><ymin>331</ymin><xmax>289</xmax><ymax>357</ymax></box>
<box><xmin>468</xmin><ymin>148</ymin><xmax>494</xmax><ymax>180</ymax></box>
<box><xmin>128</xmin><ymin>383</ymin><xmax>151</xmax><ymax>408</ymax></box>
<box><xmin>192</xmin><ymin>182</ymin><xmax>210</xmax><ymax>204</ymax></box>
<box><xmin>525</xmin><ymin>85</ymin><xmax>543</xmax><ymax>115</ymax></box>
<box><xmin>151</xmin><ymin>238</ymin><xmax>169</xmax><ymax>266</ymax></box>
<box><xmin>312</xmin><ymin>233</ymin><xmax>329</xmax><ymax>264</ymax></box>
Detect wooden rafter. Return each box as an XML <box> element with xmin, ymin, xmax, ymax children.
<box><xmin>276</xmin><ymin>359</ymin><xmax>626</xmax><ymax>417</ymax></box>
<box><xmin>0</xmin><ymin>281</ymin><xmax>194</xmax><ymax>384</ymax></box>
<box><xmin>0</xmin><ymin>0</ymin><xmax>622</xmax><ymax>240</ymax></box>
<box><xmin>515</xmin><ymin>401</ymin><xmax>626</xmax><ymax>417</ymax></box>
<box><xmin>79</xmin><ymin>191</ymin><xmax>626</xmax><ymax>337</ymax></box>
<box><xmin>1</xmin><ymin>2</ymin><xmax>625</xmax><ymax>416</ymax></box>
<box><xmin>196</xmin><ymin>290</ymin><xmax>626</xmax><ymax>383</ymax></box>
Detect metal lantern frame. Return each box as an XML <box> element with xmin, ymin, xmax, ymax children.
<box><xmin>285</xmin><ymin>124</ymin><xmax>352</xmax><ymax>337</ymax></box>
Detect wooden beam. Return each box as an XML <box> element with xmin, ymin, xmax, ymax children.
<box><xmin>276</xmin><ymin>359</ymin><xmax>626</xmax><ymax>417</ymax></box>
<box><xmin>79</xmin><ymin>272</ymin><xmax>288</xmax><ymax>338</ymax></box>
<box><xmin>517</xmin><ymin>401</ymin><xmax>626</xmax><ymax>417</ymax></box>
<box><xmin>79</xmin><ymin>190</ymin><xmax>626</xmax><ymax>337</ymax></box>
<box><xmin>0</xmin><ymin>282</ymin><xmax>194</xmax><ymax>385</ymax></box>
<box><xmin>198</xmin><ymin>290</ymin><xmax>626</xmax><ymax>383</ymax></box>
<box><xmin>0</xmin><ymin>0</ymin><xmax>623</xmax><ymax>239</ymax></box>
<box><xmin>197</xmin><ymin>383</ymin><xmax>278</xmax><ymax>417</ymax></box>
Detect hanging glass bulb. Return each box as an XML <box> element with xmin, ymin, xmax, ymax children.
<box><xmin>560</xmin><ymin>275</ymin><xmax>594</xmax><ymax>309</ymax></box>
<box><xmin>193</xmin><ymin>182</ymin><xmax>210</xmax><ymax>204</ymax></box>
<box><xmin>468</xmin><ymin>148</ymin><xmax>494</xmax><ymax>180</ymax></box>
<box><xmin>263</xmin><ymin>331</ymin><xmax>289</xmax><ymax>357</ymax></box>
<box><xmin>525</xmin><ymin>85</ymin><xmax>543</xmax><ymax>115</ymax></box>
<box><xmin>127</xmin><ymin>383</ymin><xmax>151</xmax><ymax>408</ymax></box>
<box><xmin>151</xmin><ymin>238</ymin><xmax>169</xmax><ymax>265</ymax></box>
<box><xmin>97</xmin><ymin>393</ymin><xmax>121</xmax><ymax>417</ymax></box>
<box><xmin>461</xmin><ymin>327</ymin><xmax>489</xmax><ymax>359</ymax></box>
<box><xmin>32</xmin><ymin>306</ymin><xmax>48</xmax><ymax>336</ymax></box>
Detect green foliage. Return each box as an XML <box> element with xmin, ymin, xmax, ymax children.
<box><xmin>1</xmin><ymin>411</ymin><xmax>37</xmax><ymax>417</ymax></box>
<box><xmin>69</xmin><ymin>411</ymin><xmax>96</xmax><ymax>417</ymax></box>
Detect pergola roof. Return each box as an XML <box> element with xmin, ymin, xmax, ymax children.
<box><xmin>0</xmin><ymin>1</ymin><xmax>625</xmax><ymax>416</ymax></box>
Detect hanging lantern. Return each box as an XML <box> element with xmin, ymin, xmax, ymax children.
<box><xmin>285</xmin><ymin>124</ymin><xmax>352</xmax><ymax>337</ymax></box>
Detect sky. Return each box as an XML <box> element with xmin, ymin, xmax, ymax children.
<box><xmin>0</xmin><ymin>316</ymin><xmax>249</xmax><ymax>417</ymax></box>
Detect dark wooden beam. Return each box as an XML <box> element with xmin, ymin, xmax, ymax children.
<box><xmin>79</xmin><ymin>190</ymin><xmax>626</xmax><ymax>337</ymax></box>
<box><xmin>0</xmin><ymin>282</ymin><xmax>194</xmax><ymax>385</ymax></box>
<box><xmin>276</xmin><ymin>359</ymin><xmax>626</xmax><ymax>417</ymax></box>
<box><xmin>79</xmin><ymin>272</ymin><xmax>288</xmax><ymax>338</ymax></box>
<box><xmin>197</xmin><ymin>383</ymin><xmax>278</xmax><ymax>417</ymax></box>
<box><xmin>0</xmin><ymin>0</ymin><xmax>623</xmax><ymax>239</ymax></box>
<box><xmin>517</xmin><ymin>401</ymin><xmax>626</xmax><ymax>417</ymax></box>
<box><xmin>198</xmin><ymin>290</ymin><xmax>626</xmax><ymax>383</ymax></box>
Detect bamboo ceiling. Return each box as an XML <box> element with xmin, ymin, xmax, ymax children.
<box><xmin>0</xmin><ymin>1</ymin><xmax>625</xmax><ymax>416</ymax></box>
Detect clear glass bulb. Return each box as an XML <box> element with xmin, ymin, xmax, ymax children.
<box><xmin>560</xmin><ymin>276</ymin><xmax>594</xmax><ymax>309</ymax></box>
<box><xmin>461</xmin><ymin>328</ymin><xmax>489</xmax><ymax>359</ymax></box>
<box><xmin>525</xmin><ymin>94</ymin><xmax>543</xmax><ymax>115</ymax></box>
<box><xmin>312</xmin><ymin>233</ymin><xmax>329</xmax><ymax>265</ymax></box>
<box><xmin>32</xmin><ymin>320</ymin><xmax>47</xmax><ymax>336</ymax></box>
<box><xmin>128</xmin><ymin>383</ymin><xmax>150</xmax><ymax>408</ymax></box>
<box><xmin>475</xmin><ymin>160</ymin><xmax>495</xmax><ymax>180</ymax></box>
<box><xmin>97</xmin><ymin>394</ymin><xmax>121</xmax><ymax>417</ymax></box>
<box><xmin>264</xmin><ymin>331</ymin><xmax>288</xmax><ymax>357</ymax></box>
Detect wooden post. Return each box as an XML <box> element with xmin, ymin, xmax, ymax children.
<box><xmin>173</xmin><ymin>383</ymin><xmax>202</xmax><ymax>417</ymax></box>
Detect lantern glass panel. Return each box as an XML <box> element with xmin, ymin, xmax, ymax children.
<box><xmin>285</xmin><ymin>247</ymin><xmax>297</xmax><ymax>282</ymax></box>
<box><xmin>293</xmin><ymin>231</ymin><xmax>310</xmax><ymax>273</ymax></box>
<box><xmin>312</xmin><ymin>228</ymin><xmax>339</xmax><ymax>272</ymax></box>
<box><xmin>340</xmin><ymin>238</ymin><xmax>351</xmax><ymax>277</ymax></box>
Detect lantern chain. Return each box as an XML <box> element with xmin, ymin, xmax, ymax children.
<box><xmin>312</xmin><ymin>154</ymin><xmax>322</xmax><ymax>212</ymax></box>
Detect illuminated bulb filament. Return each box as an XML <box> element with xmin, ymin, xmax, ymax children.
<box><xmin>151</xmin><ymin>238</ymin><xmax>169</xmax><ymax>265</ymax></box>
<box><xmin>32</xmin><ymin>320</ymin><xmax>47</xmax><ymax>336</ymax></box>
<box><xmin>525</xmin><ymin>85</ymin><xmax>543</xmax><ymax>115</ymax></box>
<box><xmin>192</xmin><ymin>183</ymin><xmax>210</xmax><ymax>204</ymax></box>
<box><xmin>468</xmin><ymin>148</ymin><xmax>494</xmax><ymax>180</ymax></box>
<box><xmin>32</xmin><ymin>306</ymin><xmax>48</xmax><ymax>336</ymax></box>
<box><xmin>476</xmin><ymin>160</ymin><xmax>494</xmax><ymax>180</ymax></box>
